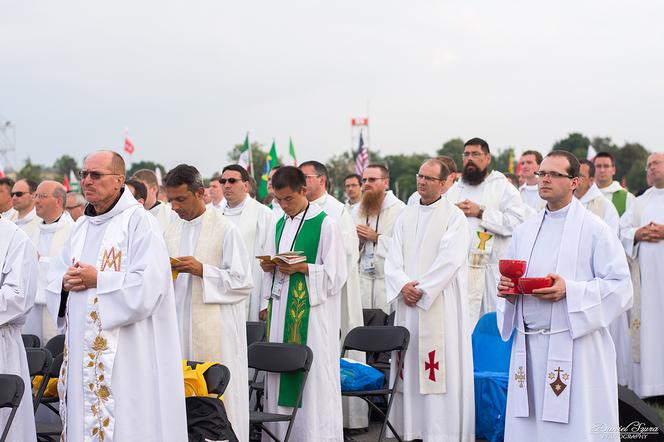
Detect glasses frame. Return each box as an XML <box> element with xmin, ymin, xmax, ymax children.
<box><xmin>78</xmin><ymin>170</ymin><xmax>119</xmax><ymax>180</ymax></box>
<box><xmin>534</xmin><ymin>170</ymin><xmax>575</xmax><ymax>180</ymax></box>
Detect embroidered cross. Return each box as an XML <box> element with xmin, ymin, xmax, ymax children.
<box><xmin>425</xmin><ymin>350</ymin><xmax>439</xmax><ymax>381</ymax></box>
<box><xmin>100</xmin><ymin>247</ymin><xmax>122</xmax><ymax>272</ymax></box>
<box><xmin>548</xmin><ymin>366</ymin><xmax>568</xmax><ymax>396</ymax></box>
<box><xmin>632</xmin><ymin>318</ymin><xmax>641</xmax><ymax>330</ymax></box>
<box><xmin>514</xmin><ymin>366</ymin><xmax>526</xmax><ymax>388</ymax></box>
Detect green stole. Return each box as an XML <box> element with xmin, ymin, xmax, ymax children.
<box><xmin>266</xmin><ymin>210</ymin><xmax>326</xmax><ymax>407</ymax></box>
<box><xmin>612</xmin><ymin>189</ymin><xmax>628</xmax><ymax>216</ymax></box>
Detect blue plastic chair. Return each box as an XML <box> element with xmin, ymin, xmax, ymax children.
<box><xmin>472</xmin><ymin>312</ymin><xmax>514</xmax><ymax>442</ymax></box>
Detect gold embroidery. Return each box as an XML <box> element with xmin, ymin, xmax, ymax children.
<box><xmin>88</xmin><ymin>297</ymin><xmax>112</xmax><ymax>440</ymax></box>
<box><xmin>476</xmin><ymin>231</ymin><xmax>493</xmax><ymax>252</ymax></box>
<box><xmin>548</xmin><ymin>367</ymin><xmax>569</xmax><ymax>397</ymax></box>
<box><xmin>632</xmin><ymin>318</ymin><xmax>641</xmax><ymax>330</ymax></box>
<box><xmin>287</xmin><ymin>280</ymin><xmax>307</xmax><ymax>344</ymax></box>
<box><xmin>514</xmin><ymin>366</ymin><xmax>526</xmax><ymax>388</ymax></box>
<box><xmin>100</xmin><ymin>247</ymin><xmax>122</xmax><ymax>272</ymax></box>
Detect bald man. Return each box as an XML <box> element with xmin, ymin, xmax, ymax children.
<box><xmin>45</xmin><ymin>150</ymin><xmax>187</xmax><ymax>441</ymax></box>
<box><xmin>23</xmin><ymin>181</ymin><xmax>74</xmax><ymax>342</ymax></box>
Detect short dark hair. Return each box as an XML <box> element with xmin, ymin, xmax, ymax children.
<box><xmin>299</xmin><ymin>160</ymin><xmax>328</xmax><ymax>178</ymax></box>
<box><xmin>164</xmin><ymin>164</ymin><xmax>205</xmax><ymax>194</ymax></box>
<box><xmin>0</xmin><ymin>177</ymin><xmax>15</xmax><ymax>190</ymax></box>
<box><xmin>344</xmin><ymin>173</ymin><xmax>362</xmax><ymax>185</ymax></box>
<box><xmin>272</xmin><ymin>166</ymin><xmax>306</xmax><ymax>192</ymax></box>
<box><xmin>464</xmin><ymin>137</ymin><xmax>490</xmax><ymax>154</ymax></box>
<box><xmin>545</xmin><ymin>150</ymin><xmax>580</xmax><ymax>178</ymax></box>
<box><xmin>521</xmin><ymin>150</ymin><xmax>543</xmax><ymax>165</ymax></box>
<box><xmin>594</xmin><ymin>151</ymin><xmax>615</xmax><ymax>166</ymax></box>
<box><xmin>126</xmin><ymin>179</ymin><xmax>148</xmax><ymax>202</ymax></box>
<box><xmin>425</xmin><ymin>158</ymin><xmax>451</xmax><ymax>181</ymax></box>
<box><xmin>578</xmin><ymin>159</ymin><xmax>596</xmax><ymax>178</ymax></box>
<box><xmin>221</xmin><ymin>164</ymin><xmax>250</xmax><ymax>182</ymax></box>
<box><xmin>18</xmin><ymin>179</ymin><xmax>38</xmax><ymax>193</ymax></box>
<box><xmin>366</xmin><ymin>164</ymin><xmax>389</xmax><ymax>179</ymax></box>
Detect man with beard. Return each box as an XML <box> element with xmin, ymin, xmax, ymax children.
<box><xmin>299</xmin><ymin>160</ymin><xmax>366</xmax><ymax>430</ymax></box>
<box><xmin>446</xmin><ymin>137</ymin><xmax>527</xmax><ymax>326</ymax></box>
<box><xmin>344</xmin><ymin>173</ymin><xmax>362</xmax><ymax>211</ymax></box>
<box><xmin>352</xmin><ymin>164</ymin><xmax>405</xmax><ymax>313</ymax></box>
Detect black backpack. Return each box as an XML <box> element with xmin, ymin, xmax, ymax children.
<box><xmin>185</xmin><ymin>396</ymin><xmax>239</xmax><ymax>442</ymax></box>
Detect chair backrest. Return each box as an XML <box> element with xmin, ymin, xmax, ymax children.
<box><xmin>247</xmin><ymin>343</ymin><xmax>313</xmax><ymax>373</ymax></box>
<box><xmin>26</xmin><ymin>348</ymin><xmax>53</xmax><ymax>377</ymax></box>
<box><xmin>186</xmin><ymin>361</ymin><xmax>231</xmax><ymax>397</ymax></box>
<box><xmin>342</xmin><ymin>326</ymin><xmax>410</xmax><ymax>354</ymax></box>
<box><xmin>246</xmin><ymin>321</ymin><xmax>266</xmax><ymax>346</ymax></box>
<box><xmin>45</xmin><ymin>334</ymin><xmax>65</xmax><ymax>357</ymax></box>
<box><xmin>48</xmin><ymin>353</ymin><xmax>64</xmax><ymax>378</ymax></box>
<box><xmin>472</xmin><ymin>312</ymin><xmax>513</xmax><ymax>373</ymax></box>
<box><xmin>0</xmin><ymin>374</ymin><xmax>24</xmax><ymax>442</ymax></box>
<box><xmin>21</xmin><ymin>334</ymin><xmax>40</xmax><ymax>348</ymax></box>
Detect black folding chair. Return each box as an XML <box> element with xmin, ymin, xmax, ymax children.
<box><xmin>21</xmin><ymin>334</ymin><xmax>41</xmax><ymax>348</ymax></box>
<box><xmin>247</xmin><ymin>321</ymin><xmax>267</xmax><ymax>411</ymax></box>
<box><xmin>341</xmin><ymin>326</ymin><xmax>410</xmax><ymax>442</ymax></box>
<box><xmin>0</xmin><ymin>374</ymin><xmax>25</xmax><ymax>442</ymax></box>
<box><xmin>44</xmin><ymin>335</ymin><xmax>65</xmax><ymax>359</ymax></box>
<box><xmin>185</xmin><ymin>361</ymin><xmax>231</xmax><ymax>398</ymax></box>
<box><xmin>248</xmin><ymin>342</ymin><xmax>313</xmax><ymax>442</ymax></box>
<box><xmin>26</xmin><ymin>348</ymin><xmax>53</xmax><ymax>413</ymax></box>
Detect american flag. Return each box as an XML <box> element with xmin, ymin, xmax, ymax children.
<box><xmin>355</xmin><ymin>131</ymin><xmax>368</xmax><ymax>175</ymax></box>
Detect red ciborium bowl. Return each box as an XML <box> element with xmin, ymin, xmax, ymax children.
<box><xmin>499</xmin><ymin>260</ymin><xmax>527</xmax><ymax>295</ymax></box>
<box><xmin>518</xmin><ymin>277</ymin><xmax>554</xmax><ymax>294</ymax></box>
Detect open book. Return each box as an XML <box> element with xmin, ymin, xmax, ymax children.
<box><xmin>256</xmin><ymin>251</ymin><xmax>306</xmax><ymax>265</ymax></box>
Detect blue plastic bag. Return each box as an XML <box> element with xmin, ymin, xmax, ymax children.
<box><xmin>340</xmin><ymin>358</ymin><xmax>384</xmax><ymax>392</ymax></box>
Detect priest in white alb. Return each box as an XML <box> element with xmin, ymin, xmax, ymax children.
<box><xmin>299</xmin><ymin>160</ymin><xmax>366</xmax><ymax>430</ymax></box>
<box><xmin>0</xmin><ymin>215</ymin><xmax>38</xmax><ymax>442</ymax></box>
<box><xmin>259</xmin><ymin>166</ymin><xmax>347</xmax><ymax>442</ymax></box>
<box><xmin>619</xmin><ymin>152</ymin><xmax>664</xmax><ymax>398</ymax></box>
<box><xmin>131</xmin><ymin>168</ymin><xmax>179</xmax><ymax>232</ymax></box>
<box><xmin>446</xmin><ymin>138</ymin><xmax>528</xmax><ymax>326</ymax></box>
<box><xmin>218</xmin><ymin>164</ymin><xmax>275</xmax><ymax>321</ymax></box>
<box><xmin>23</xmin><ymin>180</ymin><xmax>74</xmax><ymax>343</ymax></box>
<box><xmin>352</xmin><ymin>164</ymin><xmax>405</xmax><ymax>313</ymax></box>
<box><xmin>163</xmin><ymin>164</ymin><xmax>253</xmax><ymax>442</ymax></box>
<box><xmin>45</xmin><ymin>150</ymin><xmax>187</xmax><ymax>441</ymax></box>
<box><xmin>385</xmin><ymin>159</ymin><xmax>475</xmax><ymax>441</ymax></box>
<box><xmin>497</xmin><ymin>151</ymin><xmax>632</xmax><ymax>441</ymax></box>
<box><xmin>11</xmin><ymin>178</ymin><xmax>43</xmax><ymax>237</ymax></box>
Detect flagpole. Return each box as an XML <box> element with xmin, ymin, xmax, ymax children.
<box><xmin>247</xmin><ymin>131</ymin><xmax>254</xmax><ymax>175</ymax></box>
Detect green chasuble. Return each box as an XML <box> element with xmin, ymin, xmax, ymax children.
<box><xmin>267</xmin><ymin>211</ymin><xmax>326</xmax><ymax>407</ymax></box>
<box><xmin>611</xmin><ymin>189</ymin><xmax>628</xmax><ymax>216</ymax></box>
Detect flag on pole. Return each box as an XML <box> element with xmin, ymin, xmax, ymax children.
<box><xmin>69</xmin><ymin>170</ymin><xmax>80</xmax><ymax>192</ymax></box>
<box><xmin>124</xmin><ymin>129</ymin><xmax>135</xmax><ymax>155</ymax></box>
<box><xmin>587</xmin><ymin>144</ymin><xmax>597</xmax><ymax>161</ymax></box>
<box><xmin>238</xmin><ymin>133</ymin><xmax>252</xmax><ymax>172</ymax></box>
<box><xmin>0</xmin><ymin>159</ymin><xmax>4</xmax><ymax>178</ymax></box>
<box><xmin>155</xmin><ymin>167</ymin><xmax>163</xmax><ymax>186</ymax></box>
<box><xmin>288</xmin><ymin>137</ymin><xmax>297</xmax><ymax>166</ymax></box>
<box><xmin>258</xmin><ymin>140</ymin><xmax>279</xmax><ymax>199</ymax></box>
<box><xmin>63</xmin><ymin>174</ymin><xmax>70</xmax><ymax>192</ymax></box>
<box><xmin>354</xmin><ymin>131</ymin><xmax>369</xmax><ymax>175</ymax></box>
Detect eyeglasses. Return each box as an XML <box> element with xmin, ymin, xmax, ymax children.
<box><xmin>362</xmin><ymin>177</ymin><xmax>385</xmax><ymax>183</ymax></box>
<box><xmin>79</xmin><ymin>170</ymin><xmax>119</xmax><ymax>180</ymax></box>
<box><xmin>646</xmin><ymin>160</ymin><xmax>663</xmax><ymax>171</ymax></box>
<box><xmin>415</xmin><ymin>173</ymin><xmax>443</xmax><ymax>182</ymax></box>
<box><xmin>219</xmin><ymin>178</ymin><xmax>244</xmax><ymax>185</ymax></box>
<box><xmin>462</xmin><ymin>151</ymin><xmax>485</xmax><ymax>159</ymax></box>
<box><xmin>11</xmin><ymin>191</ymin><xmax>30</xmax><ymax>197</ymax></box>
<box><xmin>534</xmin><ymin>171</ymin><xmax>575</xmax><ymax>179</ymax></box>
<box><xmin>304</xmin><ymin>174</ymin><xmax>320</xmax><ymax>179</ymax></box>
<box><xmin>33</xmin><ymin>193</ymin><xmax>51</xmax><ymax>200</ymax></box>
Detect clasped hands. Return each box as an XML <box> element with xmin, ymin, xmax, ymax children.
<box><xmin>63</xmin><ymin>262</ymin><xmax>98</xmax><ymax>292</ymax></box>
<box><xmin>456</xmin><ymin>199</ymin><xmax>482</xmax><ymax>218</ymax></box>
<box><xmin>401</xmin><ymin>281</ymin><xmax>423</xmax><ymax>306</ymax></box>
<box><xmin>356</xmin><ymin>224</ymin><xmax>379</xmax><ymax>242</ymax></box>
<box><xmin>497</xmin><ymin>273</ymin><xmax>567</xmax><ymax>304</ymax></box>
<box><xmin>635</xmin><ymin>222</ymin><xmax>664</xmax><ymax>243</ymax></box>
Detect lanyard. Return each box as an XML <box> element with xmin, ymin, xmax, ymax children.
<box><xmin>276</xmin><ymin>203</ymin><xmax>310</xmax><ymax>252</ymax></box>
<box><xmin>366</xmin><ymin>211</ymin><xmax>381</xmax><ymax>246</ymax></box>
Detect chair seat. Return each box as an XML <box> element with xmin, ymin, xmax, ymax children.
<box><xmin>36</xmin><ymin>421</ymin><xmax>63</xmax><ymax>435</ymax></box>
<box><xmin>250</xmin><ymin>410</ymin><xmax>293</xmax><ymax>423</ymax></box>
<box><xmin>342</xmin><ymin>388</ymin><xmax>391</xmax><ymax>397</ymax></box>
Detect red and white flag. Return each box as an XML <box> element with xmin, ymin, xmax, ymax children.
<box><xmin>0</xmin><ymin>159</ymin><xmax>4</xmax><ymax>178</ymax></box>
<box><xmin>63</xmin><ymin>174</ymin><xmax>70</xmax><ymax>191</ymax></box>
<box><xmin>124</xmin><ymin>130</ymin><xmax>135</xmax><ymax>155</ymax></box>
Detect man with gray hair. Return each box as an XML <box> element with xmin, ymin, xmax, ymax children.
<box><xmin>23</xmin><ymin>180</ymin><xmax>74</xmax><ymax>343</ymax></box>
<box><xmin>66</xmin><ymin>191</ymin><xmax>86</xmax><ymax>221</ymax></box>
<box><xmin>45</xmin><ymin>150</ymin><xmax>187</xmax><ymax>441</ymax></box>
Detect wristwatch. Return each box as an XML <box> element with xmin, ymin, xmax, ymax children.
<box><xmin>478</xmin><ymin>206</ymin><xmax>485</xmax><ymax>219</ymax></box>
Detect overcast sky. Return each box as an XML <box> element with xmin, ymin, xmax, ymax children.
<box><xmin>1</xmin><ymin>0</ymin><xmax>663</xmax><ymax>176</ymax></box>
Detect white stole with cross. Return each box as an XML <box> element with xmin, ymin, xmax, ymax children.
<box><xmin>511</xmin><ymin>199</ymin><xmax>587</xmax><ymax>423</ymax></box>
<box><xmin>58</xmin><ymin>204</ymin><xmax>140</xmax><ymax>441</ymax></box>
<box><xmin>164</xmin><ymin>208</ymin><xmax>227</xmax><ymax>362</ymax></box>
<box><xmin>396</xmin><ymin>198</ymin><xmax>452</xmax><ymax>394</ymax></box>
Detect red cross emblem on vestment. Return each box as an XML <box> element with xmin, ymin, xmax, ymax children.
<box><xmin>425</xmin><ymin>350</ymin><xmax>439</xmax><ymax>381</ymax></box>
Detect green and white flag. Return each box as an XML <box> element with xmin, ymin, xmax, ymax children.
<box><xmin>288</xmin><ymin>137</ymin><xmax>297</xmax><ymax>166</ymax></box>
<box><xmin>69</xmin><ymin>170</ymin><xmax>80</xmax><ymax>192</ymax></box>
<box><xmin>238</xmin><ymin>132</ymin><xmax>253</xmax><ymax>172</ymax></box>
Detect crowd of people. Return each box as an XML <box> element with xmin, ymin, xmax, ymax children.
<box><xmin>0</xmin><ymin>138</ymin><xmax>662</xmax><ymax>441</ymax></box>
